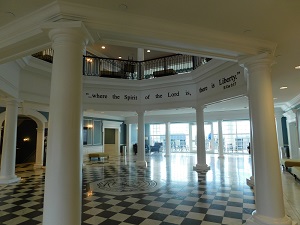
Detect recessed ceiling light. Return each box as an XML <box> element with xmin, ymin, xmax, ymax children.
<box><xmin>101</xmin><ymin>46</ymin><xmax>105</xmax><ymax>49</ymax></box>
<box><xmin>118</xmin><ymin>56</ymin><xmax>122</xmax><ymax>59</ymax></box>
<box><xmin>119</xmin><ymin>4</ymin><xmax>128</xmax><ymax>10</ymax></box>
<box><xmin>295</xmin><ymin>65</ymin><xmax>300</xmax><ymax>69</ymax></box>
<box><xmin>147</xmin><ymin>50</ymin><xmax>151</xmax><ymax>53</ymax></box>
<box><xmin>280</xmin><ymin>86</ymin><xmax>287</xmax><ymax>90</ymax></box>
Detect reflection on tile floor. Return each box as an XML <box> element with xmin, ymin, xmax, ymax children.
<box><xmin>0</xmin><ymin>153</ymin><xmax>299</xmax><ymax>224</ymax></box>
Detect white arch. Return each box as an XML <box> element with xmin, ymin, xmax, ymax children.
<box><xmin>0</xmin><ymin>107</ymin><xmax>48</xmax><ymax>168</ymax></box>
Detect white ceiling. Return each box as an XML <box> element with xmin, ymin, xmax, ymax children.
<box><xmin>0</xmin><ymin>0</ymin><xmax>299</xmax><ymax>118</ymax></box>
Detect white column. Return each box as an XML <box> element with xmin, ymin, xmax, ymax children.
<box><xmin>0</xmin><ymin>99</ymin><xmax>20</xmax><ymax>184</ymax></box>
<box><xmin>274</xmin><ymin>112</ymin><xmax>284</xmax><ymax>158</ymax></box>
<box><xmin>193</xmin><ymin>106</ymin><xmax>210</xmax><ymax>171</ymax></box>
<box><xmin>34</xmin><ymin>127</ymin><xmax>45</xmax><ymax>169</ymax></box>
<box><xmin>165</xmin><ymin>122</ymin><xmax>171</xmax><ymax>157</ymax></box>
<box><xmin>284</xmin><ymin>110</ymin><xmax>298</xmax><ymax>158</ymax></box>
<box><xmin>136</xmin><ymin>110</ymin><xmax>147</xmax><ymax>167</ymax></box>
<box><xmin>210</xmin><ymin>122</ymin><xmax>215</xmax><ymax>152</ymax></box>
<box><xmin>126</xmin><ymin>123</ymin><xmax>132</xmax><ymax>155</ymax></box>
<box><xmin>246</xmin><ymin>99</ymin><xmax>255</xmax><ymax>188</ymax></box>
<box><xmin>42</xmin><ymin>23</ymin><xmax>88</xmax><ymax>225</ymax></box>
<box><xmin>189</xmin><ymin>123</ymin><xmax>193</xmax><ymax>152</ymax></box>
<box><xmin>218</xmin><ymin>120</ymin><xmax>224</xmax><ymax>158</ymax></box>
<box><xmin>241</xmin><ymin>54</ymin><xmax>292</xmax><ymax>225</ymax></box>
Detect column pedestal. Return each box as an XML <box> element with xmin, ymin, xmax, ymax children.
<box><xmin>193</xmin><ymin>164</ymin><xmax>210</xmax><ymax>172</ymax></box>
<box><xmin>246</xmin><ymin>176</ymin><xmax>255</xmax><ymax>188</ymax></box>
<box><xmin>244</xmin><ymin>213</ymin><xmax>293</xmax><ymax>225</ymax></box>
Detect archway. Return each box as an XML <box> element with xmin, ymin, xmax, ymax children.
<box><xmin>0</xmin><ymin>108</ymin><xmax>48</xmax><ymax>168</ymax></box>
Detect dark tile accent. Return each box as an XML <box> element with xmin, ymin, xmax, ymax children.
<box><xmin>161</xmin><ymin>203</ymin><xmax>178</xmax><ymax>209</ymax></box>
<box><xmin>210</xmin><ymin>204</ymin><xmax>226</xmax><ymax>210</ymax></box>
<box><xmin>148</xmin><ymin>212</ymin><xmax>168</xmax><ymax>221</ymax></box>
<box><xmin>124</xmin><ymin>215</ymin><xmax>146</xmax><ymax>224</ymax></box>
<box><xmin>180</xmin><ymin>218</ymin><xmax>203</xmax><ymax>225</ymax></box>
<box><xmin>203</xmin><ymin>214</ymin><xmax>223</xmax><ymax>223</ymax></box>
<box><xmin>224</xmin><ymin>211</ymin><xmax>243</xmax><ymax>219</ymax></box>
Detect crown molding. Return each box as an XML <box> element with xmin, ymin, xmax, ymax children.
<box><xmin>281</xmin><ymin>94</ymin><xmax>300</xmax><ymax>112</ymax></box>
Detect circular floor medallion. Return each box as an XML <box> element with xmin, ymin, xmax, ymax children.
<box><xmin>89</xmin><ymin>177</ymin><xmax>163</xmax><ymax>195</ymax></box>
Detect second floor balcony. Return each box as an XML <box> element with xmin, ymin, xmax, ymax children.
<box><xmin>32</xmin><ymin>49</ymin><xmax>211</xmax><ymax>80</ymax></box>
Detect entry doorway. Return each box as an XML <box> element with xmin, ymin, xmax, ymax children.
<box><xmin>104</xmin><ymin>128</ymin><xmax>119</xmax><ymax>156</ymax></box>
<box><xmin>102</xmin><ymin>121</ymin><xmax>123</xmax><ymax>157</ymax></box>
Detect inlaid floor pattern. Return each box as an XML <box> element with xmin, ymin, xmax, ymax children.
<box><xmin>0</xmin><ymin>154</ymin><xmax>265</xmax><ymax>225</ymax></box>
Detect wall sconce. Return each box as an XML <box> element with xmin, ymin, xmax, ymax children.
<box><xmin>86</xmin><ymin>58</ymin><xmax>93</xmax><ymax>63</ymax></box>
<box><xmin>23</xmin><ymin>137</ymin><xmax>30</xmax><ymax>142</ymax></box>
<box><xmin>87</xmin><ymin>124</ymin><xmax>93</xmax><ymax>129</ymax></box>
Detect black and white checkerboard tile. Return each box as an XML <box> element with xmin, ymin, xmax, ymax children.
<box><xmin>0</xmin><ymin>154</ymin><xmax>256</xmax><ymax>225</ymax></box>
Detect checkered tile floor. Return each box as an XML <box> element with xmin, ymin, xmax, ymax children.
<box><xmin>0</xmin><ymin>154</ymin><xmax>257</xmax><ymax>224</ymax></box>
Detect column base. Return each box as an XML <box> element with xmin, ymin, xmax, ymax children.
<box><xmin>218</xmin><ymin>155</ymin><xmax>225</xmax><ymax>159</ymax></box>
<box><xmin>244</xmin><ymin>211</ymin><xmax>294</xmax><ymax>225</ymax></box>
<box><xmin>136</xmin><ymin>160</ymin><xmax>147</xmax><ymax>167</ymax></box>
<box><xmin>164</xmin><ymin>154</ymin><xmax>170</xmax><ymax>157</ymax></box>
<box><xmin>0</xmin><ymin>175</ymin><xmax>21</xmax><ymax>184</ymax></box>
<box><xmin>193</xmin><ymin>164</ymin><xmax>210</xmax><ymax>172</ymax></box>
<box><xmin>33</xmin><ymin>163</ymin><xmax>44</xmax><ymax>169</ymax></box>
<box><xmin>246</xmin><ymin>176</ymin><xmax>255</xmax><ymax>188</ymax></box>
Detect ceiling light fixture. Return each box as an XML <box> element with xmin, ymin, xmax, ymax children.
<box><xmin>280</xmin><ymin>86</ymin><xmax>287</xmax><ymax>90</ymax></box>
<box><xmin>147</xmin><ymin>50</ymin><xmax>151</xmax><ymax>53</ymax></box>
<box><xmin>119</xmin><ymin>4</ymin><xmax>128</xmax><ymax>10</ymax></box>
<box><xmin>295</xmin><ymin>65</ymin><xmax>300</xmax><ymax>69</ymax></box>
<box><xmin>118</xmin><ymin>56</ymin><xmax>122</xmax><ymax>59</ymax></box>
<box><xmin>101</xmin><ymin>46</ymin><xmax>105</xmax><ymax>49</ymax></box>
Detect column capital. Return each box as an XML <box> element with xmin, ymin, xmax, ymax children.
<box><xmin>239</xmin><ymin>53</ymin><xmax>275</xmax><ymax>73</ymax></box>
<box><xmin>274</xmin><ymin>107</ymin><xmax>284</xmax><ymax>118</ymax></box>
<box><xmin>43</xmin><ymin>21</ymin><xmax>94</xmax><ymax>48</ymax></box>
<box><xmin>136</xmin><ymin>110</ymin><xmax>145</xmax><ymax>115</ymax></box>
<box><xmin>283</xmin><ymin>109</ymin><xmax>297</xmax><ymax>123</ymax></box>
<box><xmin>195</xmin><ymin>105</ymin><xmax>206</xmax><ymax>111</ymax></box>
<box><xmin>3</xmin><ymin>98</ymin><xmax>21</xmax><ymax>105</ymax></box>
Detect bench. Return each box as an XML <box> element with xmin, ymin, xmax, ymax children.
<box><xmin>280</xmin><ymin>159</ymin><xmax>300</xmax><ymax>170</ymax></box>
<box><xmin>291</xmin><ymin>167</ymin><xmax>300</xmax><ymax>181</ymax></box>
<box><xmin>88</xmin><ymin>153</ymin><xmax>109</xmax><ymax>161</ymax></box>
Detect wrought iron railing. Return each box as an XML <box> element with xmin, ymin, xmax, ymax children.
<box><xmin>32</xmin><ymin>49</ymin><xmax>54</xmax><ymax>63</ymax></box>
<box><xmin>83</xmin><ymin>54</ymin><xmax>210</xmax><ymax>79</ymax></box>
<box><xmin>32</xmin><ymin>49</ymin><xmax>210</xmax><ymax>79</ymax></box>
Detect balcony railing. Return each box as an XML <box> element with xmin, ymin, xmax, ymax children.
<box><xmin>32</xmin><ymin>49</ymin><xmax>54</xmax><ymax>63</ymax></box>
<box><xmin>83</xmin><ymin>54</ymin><xmax>210</xmax><ymax>79</ymax></box>
<box><xmin>32</xmin><ymin>49</ymin><xmax>210</xmax><ymax>79</ymax></box>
